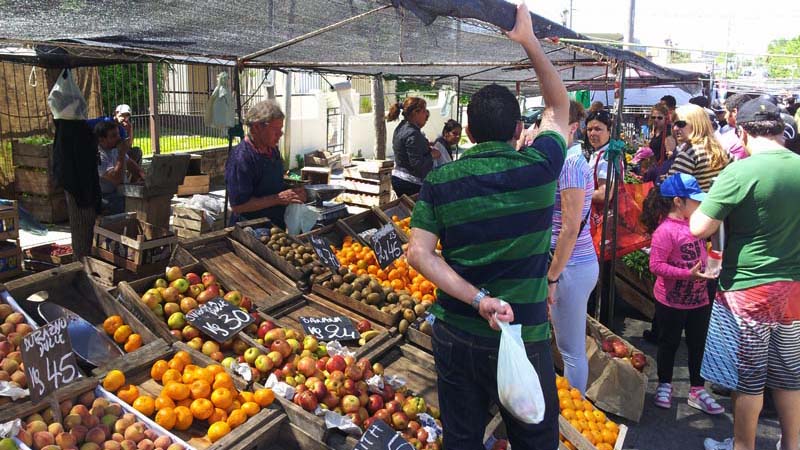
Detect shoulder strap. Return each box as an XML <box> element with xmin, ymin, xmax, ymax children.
<box><xmin>578</xmin><ymin>205</ymin><xmax>592</xmax><ymax>236</ymax></box>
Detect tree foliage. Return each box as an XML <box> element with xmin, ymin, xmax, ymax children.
<box><xmin>767</xmin><ymin>36</ymin><xmax>800</xmax><ymax>78</ymax></box>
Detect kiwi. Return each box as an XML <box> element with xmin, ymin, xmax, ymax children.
<box><xmin>414</xmin><ymin>303</ymin><xmax>427</xmax><ymax>316</ymax></box>
<box><xmin>286</xmin><ymin>250</ymin><xmax>296</xmax><ymax>260</ymax></box>
<box><xmin>338</xmin><ymin>266</ymin><xmax>349</xmax><ymax>276</ymax></box>
<box><xmin>419</xmin><ymin>321</ymin><xmax>432</xmax><ymax>335</ymax></box>
<box><xmin>312</xmin><ymin>266</ymin><xmax>324</xmax><ymax>275</ymax></box>
<box><xmin>343</xmin><ymin>273</ymin><xmax>357</xmax><ymax>284</ymax></box>
<box><xmin>361</xmin><ymin>287</ymin><xmax>371</xmax><ymax>297</ymax></box>
<box><xmin>398</xmin><ymin>294</ymin><xmax>412</xmax><ymax>304</ymax></box>
<box><xmin>259</xmin><ymin>235</ymin><xmax>268</xmax><ymax>243</ymax></box>
<box><xmin>331</xmin><ymin>275</ymin><xmax>343</xmax><ymax>288</ymax></box>
<box><xmin>270</xmin><ymin>227</ymin><xmax>282</xmax><ymax>235</ymax></box>
<box><xmin>403</xmin><ymin>309</ymin><xmax>416</xmax><ymax>322</ymax></box>
<box><xmin>386</xmin><ymin>292</ymin><xmax>399</xmax><ymax>304</ymax></box>
<box><xmin>352</xmin><ymin>281</ymin><xmax>364</xmax><ymax>292</ymax></box>
<box><xmin>380</xmin><ymin>306</ymin><xmax>392</xmax><ymax>313</ymax></box>
<box><xmin>368</xmin><ymin>280</ymin><xmax>382</xmax><ymax>292</ymax></box>
<box><xmin>365</xmin><ymin>293</ymin><xmax>381</xmax><ymax>305</ymax></box>
<box><xmin>401</xmin><ymin>299</ymin><xmax>415</xmax><ymax>310</ymax></box>
<box><xmin>398</xmin><ymin>319</ymin><xmax>410</xmax><ymax>334</ymax></box>
<box><xmin>350</xmin><ymin>291</ymin><xmax>363</xmax><ymax>301</ymax></box>
<box><xmin>339</xmin><ymin>283</ymin><xmax>353</xmax><ymax>296</ymax></box>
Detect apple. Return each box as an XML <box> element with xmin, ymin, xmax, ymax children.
<box><xmin>201</xmin><ymin>272</ymin><xmax>217</xmax><ymax>288</ymax></box>
<box><xmin>341</xmin><ymin>394</ymin><xmax>360</xmax><ymax>414</ymax></box>
<box><xmin>344</xmin><ymin>364</ymin><xmax>363</xmax><ymax>382</ymax></box>
<box><xmin>185</xmin><ymin>273</ymin><xmax>201</xmax><ymax>285</ymax></box>
<box><xmin>601</xmin><ymin>337</ymin><xmax>615</xmax><ymax>353</ymax></box>
<box><xmin>243</xmin><ymin>347</ymin><xmax>262</xmax><ymax>365</ymax></box>
<box><xmin>201</xmin><ymin>340</ymin><xmax>219</xmax><ymax>356</ymax></box>
<box><xmin>161</xmin><ymin>287</ymin><xmax>180</xmax><ymax>303</ymax></box>
<box><xmin>254</xmin><ymin>354</ymin><xmax>274</xmax><ymax>373</ymax></box>
<box><xmin>154</xmin><ymin>278</ymin><xmax>168</xmax><ymax>289</ymax></box>
<box><xmin>385</xmin><ymin>400</ymin><xmax>401</xmax><ymax>415</ymax></box>
<box><xmin>326</xmin><ymin>355</ymin><xmax>346</xmax><ymax>373</ymax></box>
<box><xmin>187</xmin><ymin>284</ymin><xmax>204</xmax><ymax>299</ymax></box>
<box><xmin>221</xmin><ymin>357</ymin><xmax>236</xmax><ymax>369</ymax></box>
<box><xmin>266</xmin><ymin>351</ymin><xmax>283</xmax><ymax>367</ymax></box>
<box><xmin>165</xmin><ymin>266</ymin><xmax>182</xmax><ymax>282</ymax></box>
<box><xmin>167</xmin><ymin>312</ymin><xmax>185</xmax><ymax>330</ymax></box>
<box><xmin>344</xmin><ymin>355</ymin><xmax>356</xmax><ymax>367</ymax></box>
<box><xmin>223</xmin><ymin>291</ymin><xmax>242</xmax><ymax>307</ymax></box>
<box><xmin>181</xmin><ymin>325</ymin><xmax>200</xmax><ymax>340</ymax></box>
<box><xmin>239</xmin><ymin>297</ymin><xmax>253</xmax><ymax>311</ymax></box>
<box><xmin>297</xmin><ymin>357</ymin><xmax>317</xmax><ymax>377</ymax></box>
<box><xmin>231</xmin><ymin>339</ymin><xmax>249</xmax><ymax>355</ymax></box>
<box><xmin>380</xmin><ymin>384</ymin><xmax>395</xmax><ymax>403</ymax></box>
<box><xmin>271</xmin><ymin>340</ymin><xmax>292</xmax><ymax>359</ymax></box>
<box><xmin>169</xmin><ymin>330</ymin><xmax>183</xmax><ymax>340</ymax></box>
<box><xmin>321</xmin><ymin>391</ymin><xmax>340</xmax><ymax>408</ymax></box>
<box><xmin>186</xmin><ymin>337</ymin><xmax>203</xmax><ymax>351</ymax></box>
<box><xmin>309</xmin><ymin>380</ymin><xmax>327</xmax><ymax>401</ymax></box>
<box><xmin>295</xmin><ymin>390</ymin><xmax>318</xmax><ymax>412</ymax></box>
<box><xmin>356</xmin><ymin>320</ymin><xmax>372</xmax><ymax>333</ymax></box>
<box><xmin>141</xmin><ymin>290</ymin><xmax>162</xmax><ymax>309</ymax></box>
<box><xmin>196</xmin><ymin>289</ymin><xmax>216</xmax><ymax>304</ymax></box>
<box><xmin>163</xmin><ymin>302</ymin><xmax>180</xmax><ymax>317</ymax></box>
<box><xmin>281</xmin><ymin>362</ymin><xmax>297</xmax><ymax>378</ymax></box>
<box><xmin>170</xmin><ymin>279</ymin><xmax>189</xmax><ymax>294</ymax></box>
<box><xmin>342</xmin><ymin>379</ymin><xmax>357</xmax><ymax>396</ymax></box>
<box><xmin>367</xmin><ymin>394</ymin><xmax>384</xmax><ymax>414</ymax></box>
<box><xmin>391</xmin><ymin>412</ymin><xmax>409</xmax><ymax>431</ymax></box>
<box><xmin>373</xmin><ymin>408</ymin><xmax>391</xmax><ymax>423</ymax></box>
<box><xmin>611</xmin><ymin>339</ymin><xmax>629</xmax><ymax>358</ymax></box>
<box><xmin>631</xmin><ymin>352</ymin><xmax>647</xmax><ymax>371</ymax></box>
<box><xmin>179</xmin><ymin>297</ymin><xmax>198</xmax><ymax>314</ymax></box>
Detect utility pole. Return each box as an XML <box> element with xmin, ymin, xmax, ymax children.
<box><xmin>569</xmin><ymin>0</ymin><xmax>574</xmax><ymax>29</ymax></box>
<box><xmin>626</xmin><ymin>0</ymin><xmax>636</xmax><ymax>50</ymax></box>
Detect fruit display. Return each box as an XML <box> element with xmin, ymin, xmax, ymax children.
<box><xmin>601</xmin><ymin>337</ymin><xmax>647</xmax><ymax>372</ymax></box>
<box><xmin>14</xmin><ymin>388</ymin><xmax>187</xmax><ymax>450</ymax></box>
<box><xmin>102</xmin><ymin>350</ymin><xmax>275</xmax><ymax>445</ymax></box>
<box><xmin>390</xmin><ymin>215</ymin><xmax>441</xmax><ymax>252</ymax></box>
<box><xmin>0</xmin><ymin>303</ymin><xmax>34</xmax><ymax>402</ymax></box>
<box><xmin>556</xmin><ymin>375</ymin><xmax>621</xmax><ymax>450</ymax></box>
<box><xmin>102</xmin><ymin>316</ymin><xmax>143</xmax><ymax>353</ymax></box>
<box><xmin>275</xmin><ymin>353</ymin><xmax>443</xmax><ymax>449</ymax></box>
<box><xmin>252</xmin><ymin>227</ymin><xmax>325</xmax><ymax>274</ymax></box>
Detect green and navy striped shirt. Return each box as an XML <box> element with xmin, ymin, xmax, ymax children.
<box><xmin>410</xmin><ymin>131</ymin><xmax>566</xmax><ymax>342</ymax></box>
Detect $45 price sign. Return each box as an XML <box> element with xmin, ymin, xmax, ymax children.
<box><xmin>21</xmin><ymin>317</ymin><xmax>82</xmax><ymax>404</ymax></box>
<box><xmin>185</xmin><ymin>297</ymin><xmax>254</xmax><ymax>343</ymax></box>
<box><xmin>371</xmin><ymin>224</ymin><xmax>404</xmax><ymax>269</ymax></box>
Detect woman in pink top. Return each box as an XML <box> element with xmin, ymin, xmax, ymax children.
<box><xmin>640</xmin><ymin>173</ymin><xmax>723</xmax><ymax>415</ymax></box>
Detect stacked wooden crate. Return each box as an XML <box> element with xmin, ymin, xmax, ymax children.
<box><xmin>336</xmin><ymin>159</ymin><xmax>393</xmax><ymax>207</ymax></box>
<box><xmin>171</xmin><ymin>203</ymin><xmax>224</xmax><ymax>239</ymax></box>
<box><xmin>176</xmin><ymin>153</ymin><xmax>211</xmax><ymax>196</ymax></box>
<box><xmin>12</xmin><ymin>139</ymin><xmax>67</xmax><ymax>223</ymax></box>
<box><xmin>0</xmin><ymin>200</ymin><xmax>21</xmax><ymax>280</ymax></box>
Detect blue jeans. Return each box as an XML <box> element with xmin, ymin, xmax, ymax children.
<box><xmin>431</xmin><ymin>320</ymin><xmax>559</xmax><ymax>450</ymax></box>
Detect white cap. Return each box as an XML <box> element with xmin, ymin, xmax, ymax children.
<box><xmin>115</xmin><ymin>104</ymin><xmax>132</xmax><ymax>115</ymax></box>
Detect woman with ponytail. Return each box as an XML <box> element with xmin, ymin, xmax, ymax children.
<box><xmin>388</xmin><ymin>97</ymin><xmax>434</xmax><ymax>196</ymax></box>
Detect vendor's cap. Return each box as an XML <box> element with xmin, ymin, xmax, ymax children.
<box><xmin>660</xmin><ymin>173</ymin><xmax>706</xmax><ymax>202</ymax></box>
<box><xmin>737</xmin><ymin>98</ymin><xmax>782</xmax><ymax>124</ymax></box>
<box><xmin>115</xmin><ymin>104</ymin><xmax>132</xmax><ymax>115</ymax></box>
<box><xmin>631</xmin><ymin>146</ymin><xmax>654</xmax><ymax>164</ymax></box>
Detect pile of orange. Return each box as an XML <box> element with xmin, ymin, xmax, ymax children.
<box><xmin>102</xmin><ymin>350</ymin><xmax>275</xmax><ymax>443</ymax></box>
<box><xmin>556</xmin><ymin>375</ymin><xmax>619</xmax><ymax>450</ymax></box>
<box><xmin>103</xmin><ymin>315</ymin><xmax>142</xmax><ymax>352</ymax></box>
<box><xmin>391</xmin><ymin>215</ymin><xmax>442</xmax><ymax>252</ymax></box>
<box><xmin>334</xmin><ymin>236</ymin><xmax>436</xmax><ymax>302</ymax></box>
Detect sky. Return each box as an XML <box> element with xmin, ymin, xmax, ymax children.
<box><xmin>526</xmin><ymin>0</ymin><xmax>800</xmax><ymax>55</ymax></box>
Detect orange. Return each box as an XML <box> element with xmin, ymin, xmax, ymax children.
<box><xmin>154</xmin><ymin>396</ymin><xmax>175</xmax><ymax>411</ymax></box>
<box><xmin>557</xmin><ymin>388</ymin><xmax>570</xmax><ymax>400</ymax></box>
<box><xmin>253</xmin><ymin>388</ymin><xmax>275</xmax><ymax>408</ymax></box>
<box><xmin>190</xmin><ymin>380</ymin><xmax>212</xmax><ymax>400</ymax></box>
<box><xmin>559</xmin><ymin>398</ymin><xmax>574</xmax><ymax>411</ymax></box>
<box><xmin>151</xmin><ymin>360</ymin><xmax>169</xmax><ymax>381</ymax></box>
<box><xmin>226</xmin><ymin>409</ymin><xmax>247</xmax><ymax>429</ymax></box>
<box><xmin>240</xmin><ymin>401</ymin><xmax>260</xmax><ymax>417</ymax></box>
<box><xmin>206</xmin><ymin>365</ymin><xmax>225</xmax><ymax>377</ymax></box>
<box><xmin>604</xmin><ymin>421</ymin><xmax>619</xmax><ymax>434</ymax></box>
<box><xmin>103</xmin><ymin>315</ymin><xmax>124</xmax><ymax>335</ymax></box>
<box><xmin>155</xmin><ymin>407</ymin><xmax>177</xmax><ymax>430</ymax></box>
<box><xmin>581</xmin><ymin>430</ymin><xmax>596</xmax><ymax>445</ymax></box>
<box><xmin>113</xmin><ymin>325</ymin><xmax>133</xmax><ymax>344</ymax></box>
<box><xmin>211</xmin><ymin>388</ymin><xmax>234</xmax><ymax>410</ymax></box>
<box><xmin>193</xmin><ymin>368</ymin><xmax>213</xmax><ymax>385</ymax></box>
<box><xmin>102</xmin><ymin>370</ymin><xmax>126</xmax><ymax>392</ymax></box>
<box><xmin>209</xmin><ymin>408</ymin><xmax>228</xmax><ymax>424</ymax></box>
<box><xmin>117</xmin><ymin>384</ymin><xmax>140</xmax><ymax>405</ymax></box>
<box><xmin>132</xmin><ymin>395</ymin><xmax>155</xmax><ymax>416</ymax></box>
<box><xmin>569</xmin><ymin>388</ymin><xmax>582</xmax><ymax>400</ymax></box>
<box><xmin>420</xmin><ymin>280</ymin><xmax>433</xmax><ymax>294</ymax></box>
<box><xmin>229</xmin><ymin>400</ymin><xmax>242</xmax><ymax>412</ymax></box>
<box><xmin>162</xmin><ymin>369</ymin><xmax>183</xmax><ymax>385</ymax></box>
<box><xmin>168</xmin><ymin>357</ymin><xmax>186</xmax><ymax>373</ymax></box>
<box><xmin>590</xmin><ymin>430</ymin><xmax>604</xmax><ymax>445</ymax></box>
<box><xmin>421</xmin><ymin>294</ymin><xmax>435</xmax><ymax>302</ymax></box>
<box><xmin>173</xmin><ymin>350</ymin><xmax>193</xmax><ymax>366</ymax></box>
<box><xmin>592</xmin><ymin>410</ymin><xmax>606</xmax><ymax>423</ymax></box>
<box><xmin>124</xmin><ymin>334</ymin><xmax>143</xmax><ymax>352</ymax></box>
<box><xmin>213</xmin><ymin>373</ymin><xmax>235</xmax><ymax>391</ymax></box>
<box><xmin>238</xmin><ymin>391</ymin><xmax>255</xmax><ymax>404</ymax></box>
<box><xmin>581</xmin><ymin>399</ymin><xmax>594</xmax><ymax>411</ymax></box>
<box><xmin>190</xmin><ymin>398</ymin><xmax>214</xmax><ymax>420</ymax></box>
<box><xmin>164</xmin><ymin>381</ymin><xmax>191</xmax><ymax>401</ymax></box>
<box><xmin>561</xmin><ymin>409</ymin><xmax>576</xmax><ymax>421</ymax></box>
<box><xmin>596</xmin><ymin>444</ymin><xmax>614</xmax><ymax>450</ymax></box>
<box><xmin>568</xmin><ymin>419</ymin><xmax>582</xmax><ymax>432</ymax></box>
<box><xmin>601</xmin><ymin>429</ymin><xmax>617</xmax><ymax>445</ymax></box>
<box><xmin>587</xmin><ymin>421</ymin><xmax>600</xmax><ymax>432</ymax></box>
<box><xmin>576</xmin><ymin>420</ymin><xmax>589</xmax><ymax>433</ymax></box>
<box><xmin>176</xmin><ymin>398</ymin><xmax>193</xmax><ymax>408</ymax></box>
<box><xmin>207</xmin><ymin>421</ymin><xmax>230</xmax><ymax>443</ymax></box>
<box><xmin>173</xmin><ymin>406</ymin><xmax>193</xmax><ymax>431</ymax></box>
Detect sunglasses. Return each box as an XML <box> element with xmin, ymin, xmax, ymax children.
<box><xmin>674</xmin><ymin>120</ymin><xmax>688</xmax><ymax>128</ymax></box>
<box><xmin>650</xmin><ymin>116</ymin><xmax>664</xmax><ymax>120</ymax></box>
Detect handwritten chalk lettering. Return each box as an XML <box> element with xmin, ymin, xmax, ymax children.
<box><xmin>21</xmin><ymin>319</ymin><xmax>82</xmax><ymax>403</ymax></box>
<box><xmin>371</xmin><ymin>224</ymin><xmax>404</xmax><ymax>269</ymax></box>
<box><xmin>299</xmin><ymin>316</ymin><xmax>359</xmax><ymax>341</ymax></box>
<box><xmin>310</xmin><ymin>236</ymin><xmax>341</xmax><ymax>271</ymax></box>
<box><xmin>354</xmin><ymin>419</ymin><xmax>414</xmax><ymax>450</ymax></box>
<box><xmin>185</xmin><ymin>297</ymin><xmax>254</xmax><ymax>343</ymax></box>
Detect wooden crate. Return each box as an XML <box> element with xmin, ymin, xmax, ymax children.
<box><xmin>177</xmin><ymin>174</ymin><xmax>211</xmax><ymax>196</ymax></box>
<box><xmin>336</xmin><ymin>192</ymin><xmax>391</xmax><ymax>208</ymax></box>
<box><xmin>0</xmin><ymin>201</ymin><xmax>20</xmax><ymax>240</ymax></box>
<box><xmin>172</xmin><ymin>205</ymin><xmax>225</xmax><ymax>239</ymax></box>
<box><xmin>11</xmin><ymin>141</ymin><xmax>52</xmax><ymax>169</ymax></box>
<box><xmin>108</xmin><ymin>343</ymin><xmax>285</xmax><ymax>450</ymax></box>
<box><xmin>295</xmin><ymin>221</ymin><xmax>353</xmax><ymax>250</ymax></box>
<box><xmin>232</xmin><ymin>218</ymin><xmax>318</xmax><ymax>283</ymax></box>
<box><xmin>341</xmin><ymin>208</ymin><xmax>408</xmax><ymax>245</ymax></box>
<box><xmin>262</xmin><ymin>422</ymin><xmax>337</xmax><ymax>450</ymax></box>
<box><xmin>17</xmin><ymin>193</ymin><xmax>67</xmax><ymax>223</ymax></box>
<box><xmin>615</xmin><ymin>263</ymin><xmax>655</xmax><ymax>320</ymax></box>
<box><xmin>5</xmin><ymin>262</ymin><xmax>171</xmax><ymax>377</ymax></box>
<box><xmin>83</xmin><ymin>256</ymin><xmax>150</xmax><ymax>288</ymax></box>
<box><xmin>143</xmin><ymin>154</ymin><xmax>191</xmax><ymax>190</ymax></box>
<box><xmin>25</xmin><ymin>243</ymin><xmax>74</xmax><ymax>265</ymax></box>
<box><xmin>0</xmin><ymin>241</ymin><xmax>22</xmax><ymax>281</ymax></box>
<box><xmin>483</xmin><ymin>411</ymin><xmax>627</xmax><ymax>450</ymax></box>
<box><xmin>266</xmin><ymin>293</ymin><xmax>396</xmax><ymax>358</ymax></box>
<box><xmin>14</xmin><ymin>167</ymin><xmax>60</xmax><ymax>196</ymax></box>
<box><xmin>93</xmin><ymin>213</ymin><xmax>178</xmax><ymax>273</ymax></box>
<box><xmin>177</xmin><ymin>232</ymin><xmax>303</xmax><ymax>312</ymax></box>
<box><xmin>377</xmin><ymin>195</ymin><xmax>415</xmax><ymax>221</ymax></box>
<box><xmin>1</xmin><ymin>376</ymin><xmax>109</xmax><ymax>428</ymax></box>
<box><xmin>404</xmin><ymin>313</ymin><xmax>432</xmax><ymax>353</ymax></box>
<box><xmin>310</xmin><ymin>284</ymin><xmax>401</xmax><ymax>328</ymax></box>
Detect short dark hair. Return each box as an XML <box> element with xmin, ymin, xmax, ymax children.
<box><xmin>94</xmin><ymin>120</ymin><xmax>118</xmax><ymax>139</ymax></box>
<box><xmin>740</xmin><ymin>120</ymin><xmax>785</xmax><ymax>137</ymax></box>
<box><xmin>569</xmin><ymin>101</ymin><xmax>586</xmax><ymax>125</ymax></box>
<box><xmin>725</xmin><ymin>94</ymin><xmax>751</xmax><ymax>113</ymax></box>
<box><xmin>442</xmin><ymin>119</ymin><xmax>461</xmax><ymax>135</ymax></box>
<box><xmin>585</xmin><ymin>109</ymin><xmax>612</xmax><ymax>130</ymax></box>
<box><xmin>660</xmin><ymin>95</ymin><xmax>677</xmax><ymax>109</ymax></box>
<box><xmin>467</xmin><ymin>84</ymin><xmax>520</xmax><ymax>143</ymax></box>
<box><xmin>689</xmin><ymin>96</ymin><xmax>710</xmax><ymax>109</ymax></box>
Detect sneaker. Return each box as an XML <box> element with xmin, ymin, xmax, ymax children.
<box><xmin>689</xmin><ymin>388</ymin><xmax>724</xmax><ymax>415</ymax></box>
<box><xmin>654</xmin><ymin>383</ymin><xmax>672</xmax><ymax>408</ymax></box>
<box><xmin>704</xmin><ymin>438</ymin><xmax>732</xmax><ymax>450</ymax></box>
<box><xmin>775</xmin><ymin>436</ymin><xmax>800</xmax><ymax>450</ymax></box>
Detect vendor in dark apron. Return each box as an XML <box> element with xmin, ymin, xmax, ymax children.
<box><xmin>226</xmin><ymin>99</ymin><xmax>306</xmax><ymax>227</ymax></box>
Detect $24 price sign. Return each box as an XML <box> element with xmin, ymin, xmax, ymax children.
<box><xmin>298</xmin><ymin>316</ymin><xmax>359</xmax><ymax>341</ymax></box>
<box><xmin>185</xmin><ymin>297</ymin><xmax>254</xmax><ymax>343</ymax></box>
<box><xmin>310</xmin><ymin>235</ymin><xmax>341</xmax><ymax>271</ymax></box>
<box><xmin>371</xmin><ymin>224</ymin><xmax>404</xmax><ymax>269</ymax></box>
<box><xmin>21</xmin><ymin>317</ymin><xmax>82</xmax><ymax>404</ymax></box>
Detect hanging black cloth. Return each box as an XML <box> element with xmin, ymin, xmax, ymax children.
<box><xmin>53</xmin><ymin>119</ymin><xmax>101</xmax><ymax>212</ymax></box>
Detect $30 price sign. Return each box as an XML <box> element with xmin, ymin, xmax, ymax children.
<box><xmin>185</xmin><ymin>297</ymin><xmax>254</xmax><ymax>343</ymax></box>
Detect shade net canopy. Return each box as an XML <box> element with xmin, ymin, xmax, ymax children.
<box><xmin>0</xmin><ymin>0</ymin><xmax>700</xmax><ymax>93</ymax></box>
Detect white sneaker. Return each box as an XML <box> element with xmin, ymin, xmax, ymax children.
<box><xmin>704</xmin><ymin>437</ymin><xmax>732</xmax><ymax>450</ymax></box>
<box><xmin>776</xmin><ymin>437</ymin><xmax>800</xmax><ymax>450</ymax></box>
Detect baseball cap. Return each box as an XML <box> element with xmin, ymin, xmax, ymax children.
<box><xmin>660</xmin><ymin>173</ymin><xmax>706</xmax><ymax>202</ymax></box>
<box><xmin>737</xmin><ymin>98</ymin><xmax>782</xmax><ymax>124</ymax></box>
<box><xmin>631</xmin><ymin>146</ymin><xmax>654</xmax><ymax>164</ymax></box>
<box><xmin>115</xmin><ymin>104</ymin><xmax>132</xmax><ymax>115</ymax></box>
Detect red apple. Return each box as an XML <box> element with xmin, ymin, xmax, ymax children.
<box><xmin>611</xmin><ymin>339</ymin><xmax>629</xmax><ymax>358</ymax></box>
<box><xmin>185</xmin><ymin>273</ymin><xmax>201</xmax><ymax>285</ymax></box>
<box><xmin>631</xmin><ymin>352</ymin><xmax>647</xmax><ymax>371</ymax></box>
<box><xmin>356</xmin><ymin>320</ymin><xmax>372</xmax><ymax>333</ymax></box>
<box><xmin>345</xmin><ymin>364</ymin><xmax>363</xmax><ymax>382</ymax></box>
<box><xmin>341</xmin><ymin>394</ymin><xmax>360</xmax><ymax>414</ymax></box>
<box><xmin>391</xmin><ymin>412</ymin><xmax>409</xmax><ymax>431</ymax></box>
<box><xmin>296</xmin><ymin>390</ymin><xmax>318</xmax><ymax>412</ymax></box>
<box><xmin>373</xmin><ymin>408</ymin><xmax>391</xmax><ymax>423</ymax></box>
<box><xmin>326</xmin><ymin>355</ymin><xmax>346</xmax><ymax>373</ymax></box>
<box><xmin>385</xmin><ymin>400</ymin><xmax>401</xmax><ymax>415</ymax></box>
<box><xmin>201</xmin><ymin>272</ymin><xmax>216</xmax><ymax>287</ymax></box>
<box><xmin>601</xmin><ymin>337</ymin><xmax>615</xmax><ymax>353</ymax></box>
<box><xmin>367</xmin><ymin>394</ymin><xmax>384</xmax><ymax>414</ymax></box>
<box><xmin>271</xmin><ymin>339</ymin><xmax>292</xmax><ymax>359</ymax></box>
<box><xmin>310</xmin><ymin>380</ymin><xmax>327</xmax><ymax>401</ymax></box>
<box><xmin>297</xmin><ymin>356</ymin><xmax>317</xmax><ymax>377</ymax></box>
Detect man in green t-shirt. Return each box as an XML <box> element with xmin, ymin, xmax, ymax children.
<box><xmin>406</xmin><ymin>4</ymin><xmax>570</xmax><ymax>450</ymax></box>
<box><xmin>690</xmin><ymin>98</ymin><xmax>800</xmax><ymax>450</ymax></box>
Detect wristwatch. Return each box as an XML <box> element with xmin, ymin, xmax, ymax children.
<box><xmin>471</xmin><ymin>288</ymin><xmax>490</xmax><ymax>310</ymax></box>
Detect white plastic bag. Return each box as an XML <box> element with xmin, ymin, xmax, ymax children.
<box><xmin>496</xmin><ymin>316</ymin><xmax>545</xmax><ymax>424</ymax></box>
<box><xmin>48</xmin><ymin>69</ymin><xmax>87</xmax><ymax>120</ymax></box>
<box><xmin>204</xmin><ymin>72</ymin><xmax>235</xmax><ymax>129</ymax></box>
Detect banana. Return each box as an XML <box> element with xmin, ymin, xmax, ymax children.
<box><xmin>358</xmin><ymin>330</ymin><xmax>380</xmax><ymax>345</ymax></box>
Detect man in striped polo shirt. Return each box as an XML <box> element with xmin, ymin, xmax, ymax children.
<box><xmin>406</xmin><ymin>5</ymin><xmax>570</xmax><ymax>449</ymax></box>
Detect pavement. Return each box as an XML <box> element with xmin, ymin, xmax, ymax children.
<box><xmin>610</xmin><ymin>301</ymin><xmax>782</xmax><ymax>450</ymax></box>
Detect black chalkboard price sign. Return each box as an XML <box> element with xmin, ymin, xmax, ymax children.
<box><xmin>310</xmin><ymin>235</ymin><xmax>341</xmax><ymax>271</ymax></box>
<box><xmin>353</xmin><ymin>419</ymin><xmax>414</xmax><ymax>450</ymax></box>
<box><xmin>21</xmin><ymin>317</ymin><xmax>82</xmax><ymax>404</ymax></box>
<box><xmin>299</xmin><ymin>316</ymin><xmax>359</xmax><ymax>341</ymax></box>
<box><xmin>370</xmin><ymin>224</ymin><xmax>404</xmax><ymax>269</ymax></box>
<box><xmin>185</xmin><ymin>297</ymin><xmax>254</xmax><ymax>343</ymax></box>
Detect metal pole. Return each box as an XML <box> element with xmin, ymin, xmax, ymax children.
<box><xmin>223</xmin><ymin>68</ymin><xmax>244</xmax><ymax>227</ymax></box>
<box><xmin>283</xmin><ymin>71</ymin><xmax>292</xmax><ymax>167</ymax></box>
<box><xmin>372</xmin><ymin>74</ymin><xmax>387</xmax><ymax>160</ymax></box>
<box><xmin>569</xmin><ymin>0</ymin><xmax>574</xmax><ymax>29</ymax></box>
<box><xmin>627</xmin><ymin>0</ymin><xmax>636</xmax><ymax>50</ymax></box>
<box><xmin>147</xmin><ymin>63</ymin><xmax>160</xmax><ymax>154</ymax></box>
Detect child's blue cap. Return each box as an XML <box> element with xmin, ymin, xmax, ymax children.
<box><xmin>660</xmin><ymin>173</ymin><xmax>706</xmax><ymax>201</ymax></box>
